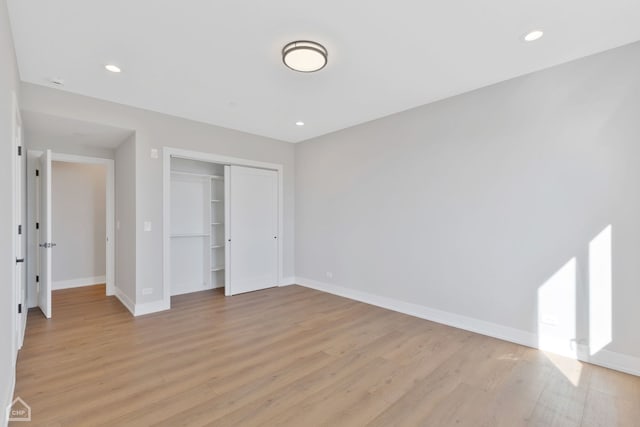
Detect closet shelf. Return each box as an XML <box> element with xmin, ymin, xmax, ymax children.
<box><xmin>211</xmin><ymin>266</ymin><xmax>225</xmax><ymax>272</ymax></box>
<box><xmin>170</xmin><ymin>233</ymin><xmax>209</xmax><ymax>238</ymax></box>
<box><xmin>211</xmin><ymin>222</ymin><xmax>224</xmax><ymax>225</ymax></box>
<box><xmin>171</xmin><ymin>171</ymin><xmax>216</xmax><ymax>179</ymax></box>
<box><xmin>211</xmin><ymin>200</ymin><xmax>223</xmax><ymax>203</ymax></box>
<box><xmin>211</xmin><ymin>245</ymin><xmax>224</xmax><ymax>249</ymax></box>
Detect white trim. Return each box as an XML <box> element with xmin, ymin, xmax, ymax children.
<box><xmin>116</xmin><ymin>287</ymin><xmax>170</xmax><ymax>317</ymax></box>
<box><xmin>3</xmin><ymin>371</ymin><xmax>16</xmax><ymax>427</ymax></box>
<box><xmin>279</xmin><ymin>277</ymin><xmax>297</xmax><ymax>286</ymax></box>
<box><xmin>134</xmin><ymin>300</ymin><xmax>170</xmax><ymax>317</ymax></box>
<box><xmin>224</xmin><ymin>166</ymin><xmax>230</xmax><ymax>296</ymax></box>
<box><xmin>114</xmin><ymin>287</ymin><xmax>135</xmax><ymax>315</ymax></box>
<box><xmin>295</xmin><ymin>277</ymin><xmax>640</xmax><ymax>377</ymax></box>
<box><xmin>586</xmin><ymin>347</ymin><xmax>640</xmax><ymax>377</ymax></box>
<box><xmin>25</xmin><ymin>150</ymin><xmax>43</xmax><ymax>309</ymax></box>
<box><xmin>296</xmin><ymin>277</ymin><xmax>536</xmax><ymax>348</ymax></box>
<box><xmin>7</xmin><ymin>92</ymin><xmax>22</xmax><ymax>426</ymax></box>
<box><xmin>50</xmin><ymin>153</ymin><xmax>116</xmax><ymax>296</ymax></box>
<box><xmin>52</xmin><ymin>276</ymin><xmax>106</xmax><ymax>290</ymax></box>
<box><xmin>163</xmin><ymin>147</ymin><xmax>285</xmax><ymax>311</ymax></box>
<box><xmin>10</xmin><ymin>91</ymin><xmax>19</xmax><ymax>361</ymax></box>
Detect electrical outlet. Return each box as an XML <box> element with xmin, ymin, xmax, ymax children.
<box><xmin>326</xmin><ymin>271</ymin><xmax>333</xmax><ymax>279</ymax></box>
<box><xmin>142</xmin><ymin>288</ymin><xmax>153</xmax><ymax>295</ymax></box>
<box><xmin>144</xmin><ymin>221</ymin><xmax>152</xmax><ymax>232</ymax></box>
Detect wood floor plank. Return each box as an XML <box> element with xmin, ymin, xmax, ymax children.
<box><xmin>11</xmin><ymin>284</ymin><xmax>640</xmax><ymax>427</ymax></box>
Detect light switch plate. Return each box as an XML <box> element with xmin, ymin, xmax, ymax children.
<box><xmin>144</xmin><ymin>221</ymin><xmax>152</xmax><ymax>232</ymax></box>
<box><xmin>150</xmin><ymin>148</ymin><xmax>159</xmax><ymax>159</ymax></box>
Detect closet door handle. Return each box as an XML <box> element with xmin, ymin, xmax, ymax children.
<box><xmin>16</xmin><ymin>258</ymin><xmax>25</xmax><ymax>264</ymax></box>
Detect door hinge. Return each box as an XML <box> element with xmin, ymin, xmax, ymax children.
<box><xmin>18</xmin><ymin>224</ymin><xmax>22</xmax><ymax>235</ymax></box>
<box><xmin>36</xmin><ymin>169</ymin><xmax>39</xmax><ymax>177</ymax></box>
<box><xmin>36</xmin><ymin>222</ymin><xmax>39</xmax><ymax>230</ymax></box>
<box><xmin>17</xmin><ymin>146</ymin><xmax>22</xmax><ymax>156</ymax></box>
<box><xmin>18</xmin><ymin>304</ymin><xmax>22</xmax><ymax>314</ymax></box>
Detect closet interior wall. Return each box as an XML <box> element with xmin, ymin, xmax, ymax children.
<box><xmin>169</xmin><ymin>157</ymin><xmax>225</xmax><ymax>296</ymax></box>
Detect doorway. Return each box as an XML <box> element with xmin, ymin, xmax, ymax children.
<box><xmin>27</xmin><ymin>151</ymin><xmax>115</xmax><ymax>318</ymax></box>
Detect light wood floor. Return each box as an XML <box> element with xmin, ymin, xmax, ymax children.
<box><xmin>12</xmin><ymin>285</ymin><xmax>640</xmax><ymax>427</ymax></box>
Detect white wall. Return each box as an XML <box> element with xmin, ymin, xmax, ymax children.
<box><xmin>172</xmin><ymin>157</ymin><xmax>225</xmax><ymax>176</ymax></box>
<box><xmin>0</xmin><ymin>0</ymin><xmax>20</xmax><ymax>422</ymax></box>
<box><xmin>115</xmin><ymin>135</ymin><xmax>136</xmax><ymax>309</ymax></box>
<box><xmin>26</xmin><ymin>133</ymin><xmax>115</xmax><ymax>159</ymax></box>
<box><xmin>296</xmin><ymin>41</ymin><xmax>640</xmax><ymax>372</ymax></box>
<box><xmin>20</xmin><ymin>84</ymin><xmax>296</xmax><ymax>310</ymax></box>
<box><xmin>51</xmin><ymin>161</ymin><xmax>106</xmax><ymax>288</ymax></box>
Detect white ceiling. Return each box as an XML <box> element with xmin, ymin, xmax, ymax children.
<box><xmin>22</xmin><ymin>110</ymin><xmax>133</xmax><ymax>149</ymax></box>
<box><xmin>7</xmin><ymin>0</ymin><xmax>640</xmax><ymax>143</ymax></box>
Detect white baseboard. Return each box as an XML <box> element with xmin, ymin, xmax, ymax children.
<box><xmin>280</xmin><ymin>276</ymin><xmax>296</xmax><ymax>287</ymax></box>
<box><xmin>2</xmin><ymin>368</ymin><xmax>15</xmax><ymax>427</ymax></box>
<box><xmin>295</xmin><ymin>277</ymin><xmax>640</xmax><ymax>377</ymax></box>
<box><xmin>114</xmin><ymin>288</ymin><xmax>169</xmax><ymax>316</ymax></box>
<box><xmin>587</xmin><ymin>348</ymin><xmax>640</xmax><ymax>376</ymax></box>
<box><xmin>52</xmin><ymin>275</ymin><xmax>106</xmax><ymax>290</ymax></box>
<box><xmin>134</xmin><ymin>299</ymin><xmax>170</xmax><ymax>316</ymax></box>
<box><xmin>114</xmin><ymin>287</ymin><xmax>135</xmax><ymax>315</ymax></box>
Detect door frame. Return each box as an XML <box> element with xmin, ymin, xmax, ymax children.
<box><xmin>27</xmin><ymin>151</ymin><xmax>116</xmax><ymax>300</ymax></box>
<box><xmin>11</xmin><ymin>91</ymin><xmax>25</xmax><ymax>353</ymax></box>
<box><xmin>163</xmin><ymin>147</ymin><xmax>284</xmax><ymax>309</ymax></box>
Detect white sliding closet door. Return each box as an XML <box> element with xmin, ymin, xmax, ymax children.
<box><xmin>225</xmin><ymin>165</ymin><xmax>278</xmax><ymax>296</ymax></box>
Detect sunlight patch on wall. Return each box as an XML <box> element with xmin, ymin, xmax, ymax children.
<box><xmin>589</xmin><ymin>225</ymin><xmax>612</xmax><ymax>355</ymax></box>
<box><xmin>537</xmin><ymin>258</ymin><xmax>577</xmax><ymax>358</ymax></box>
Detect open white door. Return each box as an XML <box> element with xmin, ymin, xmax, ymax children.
<box><xmin>225</xmin><ymin>165</ymin><xmax>278</xmax><ymax>296</ymax></box>
<box><xmin>37</xmin><ymin>149</ymin><xmax>53</xmax><ymax>318</ymax></box>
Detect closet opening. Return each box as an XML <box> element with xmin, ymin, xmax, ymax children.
<box><xmin>163</xmin><ymin>149</ymin><xmax>283</xmax><ymax>307</ymax></box>
<box><xmin>169</xmin><ymin>158</ymin><xmax>226</xmax><ymax>296</ymax></box>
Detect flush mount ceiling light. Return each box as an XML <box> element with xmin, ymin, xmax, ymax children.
<box><xmin>295</xmin><ymin>121</ymin><xmax>305</xmax><ymax>126</ymax></box>
<box><xmin>282</xmin><ymin>41</ymin><xmax>328</xmax><ymax>72</ymax></box>
<box><xmin>105</xmin><ymin>64</ymin><xmax>121</xmax><ymax>73</ymax></box>
<box><xmin>523</xmin><ymin>30</ymin><xmax>544</xmax><ymax>42</ymax></box>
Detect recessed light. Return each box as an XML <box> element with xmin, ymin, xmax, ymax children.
<box><xmin>105</xmin><ymin>64</ymin><xmax>121</xmax><ymax>73</ymax></box>
<box><xmin>295</xmin><ymin>121</ymin><xmax>305</xmax><ymax>126</ymax></box>
<box><xmin>523</xmin><ymin>30</ymin><xmax>544</xmax><ymax>42</ymax></box>
<box><xmin>283</xmin><ymin>41</ymin><xmax>328</xmax><ymax>73</ymax></box>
